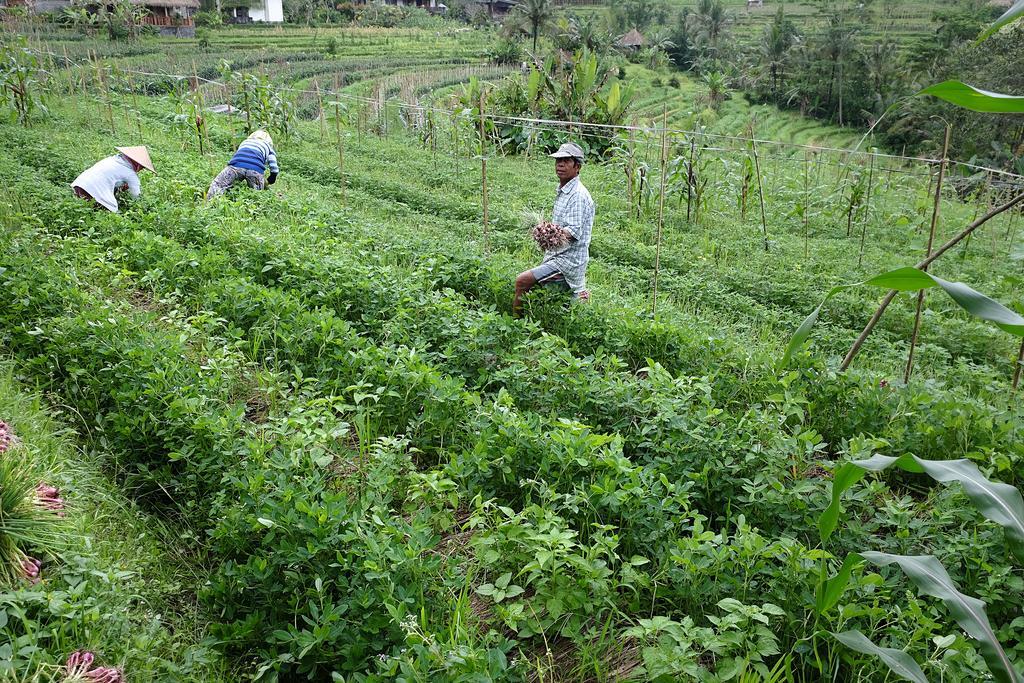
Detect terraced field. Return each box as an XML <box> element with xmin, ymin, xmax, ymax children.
<box><xmin>2</xmin><ymin>22</ymin><xmax>1023</xmax><ymax>683</ymax></box>
<box><xmin>567</xmin><ymin>0</ymin><xmax>938</xmax><ymax>47</ymax></box>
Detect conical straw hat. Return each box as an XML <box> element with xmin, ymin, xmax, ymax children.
<box><xmin>116</xmin><ymin>146</ymin><xmax>155</xmax><ymax>172</ymax></box>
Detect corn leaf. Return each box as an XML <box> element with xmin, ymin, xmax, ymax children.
<box><xmin>778</xmin><ymin>285</ymin><xmax>856</xmax><ymax>370</ymax></box>
<box><xmin>860</xmin><ymin>553</ymin><xmax>1021</xmax><ymax>683</ymax></box>
<box><xmin>821</xmin><ymin>454</ymin><xmax>1024</xmax><ymax>562</ymax></box>
<box><xmin>918</xmin><ymin>81</ymin><xmax>1024</xmax><ymax>114</ymax></box>
<box><xmin>831</xmin><ymin>630</ymin><xmax>927</xmax><ymax>683</ymax></box>
<box><xmin>978</xmin><ymin>0</ymin><xmax>1024</xmax><ymax>42</ymax></box>
<box><xmin>527</xmin><ymin>69</ymin><xmax>542</xmax><ymax>106</ymax></box>
<box><xmin>818</xmin><ymin>461</ymin><xmax>869</xmax><ymax>542</ymax></box>
<box><xmin>816</xmin><ymin>553</ymin><xmax>864</xmax><ymax>615</ymax></box>
<box><xmin>780</xmin><ymin>267</ymin><xmax>1024</xmax><ymax>369</ymax></box>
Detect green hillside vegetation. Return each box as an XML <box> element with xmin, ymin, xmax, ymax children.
<box><xmin>1</xmin><ymin>4</ymin><xmax>1023</xmax><ymax>680</ymax></box>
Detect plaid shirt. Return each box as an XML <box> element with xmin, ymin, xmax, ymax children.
<box><xmin>543</xmin><ymin>176</ymin><xmax>595</xmax><ymax>293</ymax></box>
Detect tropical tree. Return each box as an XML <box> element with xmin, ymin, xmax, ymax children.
<box><xmin>513</xmin><ymin>0</ymin><xmax>556</xmax><ymax>54</ymax></box>
<box><xmin>701</xmin><ymin>70</ymin><xmax>731</xmax><ymax>110</ymax></box>
<box><xmin>61</xmin><ymin>3</ymin><xmax>100</xmax><ymax>35</ymax></box>
<box><xmin>666</xmin><ymin>8</ymin><xmax>695</xmax><ymax>70</ymax></box>
<box><xmin>817</xmin><ymin>8</ymin><xmax>860</xmax><ymax>125</ymax></box>
<box><xmin>608</xmin><ymin>0</ymin><xmax>669</xmax><ymax>33</ymax></box>
<box><xmin>760</xmin><ymin>6</ymin><xmax>798</xmax><ymax>100</ymax></box>
<box><xmin>689</xmin><ymin>0</ymin><xmax>731</xmax><ymax>64</ymax></box>
<box><xmin>861</xmin><ymin>40</ymin><xmax>905</xmax><ymax>123</ymax></box>
<box><xmin>555</xmin><ymin>14</ymin><xmax>611</xmax><ymax>54</ymax></box>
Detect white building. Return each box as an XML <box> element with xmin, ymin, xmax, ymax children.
<box><xmin>225</xmin><ymin>0</ymin><xmax>281</xmax><ymax>23</ymax></box>
<box><xmin>248</xmin><ymin>0</ymin><xmax>282</xmax><ymax>22</ymax></box>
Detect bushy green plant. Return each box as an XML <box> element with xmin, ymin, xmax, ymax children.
<box><xmin>487</xmin><ymin>36</ymin><xmax>524</xmax><ymax>65</ymax></box>
<box><xmin>195</xmin><ymin>27</ymin><xmax>212</xmax><ymax>50</ymax></box>
<box><xmin>194</xmin><ymin>9</ymin><xmax>221</xmax><ymax>27</ymax></box>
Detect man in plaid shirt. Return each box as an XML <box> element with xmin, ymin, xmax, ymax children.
<box><xmin>513</xmin><ymin>142</ymin><xmax>595</xmax><ymax>317</ymax></box>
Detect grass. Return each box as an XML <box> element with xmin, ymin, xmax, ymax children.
<box><xmin>0</xmin><ymin>362</ymin><xmax>234</xmax><ymax>680</ymax></box>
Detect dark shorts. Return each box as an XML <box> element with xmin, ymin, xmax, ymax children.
<box><xmin>530</xmin><ymin>263</ymin><xmax>570</xmax><ymax>291</ymax></box>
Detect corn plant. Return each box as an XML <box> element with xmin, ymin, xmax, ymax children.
<box><xmin>781</xmin><ymin>266</ymin><xmax>1024</xmax><ymax>369</ymax></box>
<box><xmin>0</xmin><ymin>39</ymin><xmax>47</xmax><ymax>127</ymax></box>
<box><xmin>814</xmin><ymin>452</ymin><xmax>1024</xmax><ymax>682</ymax></box>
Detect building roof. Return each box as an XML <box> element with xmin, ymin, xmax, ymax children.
<box><xmin>617</xmin><ymin>28</ymin><xmax>645</xmax><ymax>48</ymax></box>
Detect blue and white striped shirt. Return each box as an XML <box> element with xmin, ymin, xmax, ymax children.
<box><xmin>229</xmin><ymin>138</ymin><xmax>279</xmax><ymax>175</ymax></box>
<box><xmin>543</xmin><ymin>177</ymin><xmax>595</xmax><ymax>293</ymax></box>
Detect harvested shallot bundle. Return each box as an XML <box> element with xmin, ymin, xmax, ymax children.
<box><xmin>523</xmin><ymin>211</ymin><xmax>571</xmax><ymax>251</ymax></box>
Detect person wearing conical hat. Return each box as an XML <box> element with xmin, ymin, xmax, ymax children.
<box><xmin>207</xmin><ymin>129</ymin><xmax>279</xmax><ymax>200</ymax></box>
<box><xmin>71</xmin><ymin>146</ymin><xmax>154</xmax><ymax>213</ymax></box>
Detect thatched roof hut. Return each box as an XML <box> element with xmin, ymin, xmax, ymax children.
<box><xmin>617</xmin><ymin>28</ymin><xmax>645</xmax><ymax>50</ymax></box>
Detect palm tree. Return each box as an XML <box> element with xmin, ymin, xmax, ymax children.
<box><xmin>690</xmin><ymin>0</ymin><xmax>731</xmax><ymax>59</ymax></box>
<box><xmin>863</xmin><ymin>41</ymin><xmax>904</xmax><ymax>122</ymax></box>
<box><xmin>514</xmin><ymin>0</ymin><xmax>556</xmax><ymax>54</ymax></box>
<box><xmin>818</xmin><ymin>9</ymin><xmax>860</xmax><ymax>124</ymax></box>
<box><xmin>760</xmin><ymin>6</ymin><xmax>797</xmax><ymax>100</ymax></box>
<box><xmin>572</xmin><ymin>14</ymin><xmax>610</xmax><ymax>53</ymax></box>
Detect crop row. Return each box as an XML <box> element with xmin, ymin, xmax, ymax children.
<box><xmin>0</xmin><ymin>154</ymin><xmax>837</xmax><ymax>681</ymax></box>
<box><xmin>4</xmin><ymin>106</ymin><xmax>1021</xmax><ymax>679</ymax></box>
<box><xmin>9</xmin><ymin>107</ymin><xmax>1019</xmax><ymax>483</ymax></box>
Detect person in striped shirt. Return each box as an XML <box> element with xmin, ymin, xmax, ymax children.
<box><xmin>206</xmin><ymin>130</ymin><xmax>279</xmax><ymax>199</ymax></box>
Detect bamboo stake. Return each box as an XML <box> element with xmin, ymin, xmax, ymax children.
<box><xmin>127</xmin><ymin>70</ymin><xmax>143</xmax><ymax>143</ymax></box>
<box><xmin>627</xmin><ymin>118</ymin><xmax>635</xmax><ymax>217</ymax></box>
<box><xmin>751</xmin><ymin>128</ymin><xmax>769</xmax><ymax>252</ymax></box>
<box><xmin>857</xmin><ymin>146</ymin><xmax>876</xmax><ymax>268</ymax></box>
<box><xmin>1014</xmin><ymin>338</ymin><xmax>1024</xmax><ymax>390</ymax></box>
<box><xmin>335</xmin><ymin>97</ymin><xmax>346</xmax><ymax>206</ymax></box>
<box><xmin>316</xmin><ymin>79</ymin><xmax>326</xmax><ymax>144</ymax></box>
<box><xmin>453</xmin><ymin>111</ymin><xmax>461</xmax><ymax>184</ymax></box>
<box><xmin>1006</xmin><ymin>207</ymin><xmax>1019</xmax><ymax>252</ymax></box>
<box><xmin>95</xmin><ymin>54</ymin><xmax>115</xmax><ymax>134</ymax></box>
<box><xmin>904</xmin><ymin>125</ymin><xmax>950</xmax><ymax>383</ymax></box>
<box><xmin>803</xmin><ymin>150</ymin><xmax>810</xmax><ymax>259</ymax></box>
<box><xmin>686</xmin><ymin>138</ymin><xmax>695</xmax><ymax>223</ymax></box>
<box><xmin>479</xmin><ymin>91</ymin><xmax>489</xmax><ymax>254</ymax></box>
<box><xmin>63</xmin><ymin>46</ymin><xmax>74</xmax><ymax>97</ymax></box>
<box><xmin>842</xmin><ymin>189</ymin><xmax>1024</xmax><ymax>371</ymax></box>
<box><xmin>192</xmin><ymin>60</ymin><xmax>206</xmax><ymax>156</ymax></box>
<box><xmin>653</xmin><ymin>108</ymin><xmax>668</xmax><ymax>318</ymax></box>
<box><xmin>741</xmin><ymin>156</ymin><xmax>749</xmax><ymax>222</ymax></box>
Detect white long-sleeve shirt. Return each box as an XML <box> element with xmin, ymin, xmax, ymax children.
<box><xmin>71</xmin><ymin>155</ymin><xmax>141</xmax><ymax>213</ymax></box>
